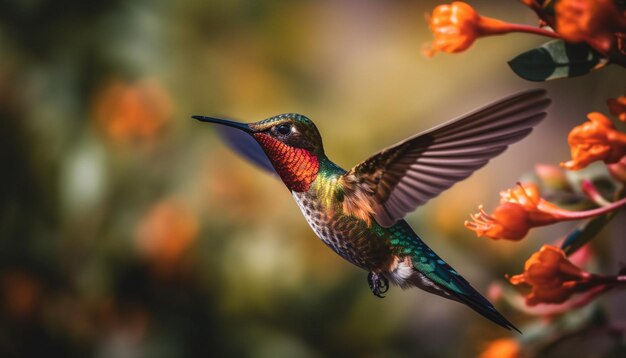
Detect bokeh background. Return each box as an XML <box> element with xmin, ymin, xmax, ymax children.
<box><xmin>0</xmin><ymin>0</ymin><xmax>625</xmax><ymax>357</ymax></box>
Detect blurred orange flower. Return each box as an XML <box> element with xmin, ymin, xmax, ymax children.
<box><xmin>607</xmin><ymin>95</ymin><xmax>626</xmax><ymax>122</ymax></box>
<box><xmin>554</xmin><ymin>0</ymin><xmax>626</xmax><ymax>54</ymax></box>
<box><xmin>561</xmin><ymin>112</ymin><xmax>626</xmax><ymax>170</ymax></box>
<box><xmin>93</xmin><ymin>77</ymin><xmax>173</xmax><ymax>145</ymax></box>
<box><xmin>509</xmin><ymin>245</ymin><xmax>593</xmax><ymax>305</ymax></box>
<box><xmin>424</xmin><ymin>2</ymin><xmax>558</xmax><ymax>57</ymax></box>
<box><xmin>1</xmin><ymin>269</ymin><xmax>42</xmax><ymax>320</ymax></box>
<box><xmin>465</xmin><ymin>182</ymin><xmax>626</xmax><ymax>241</ymax></box>
<box><xmin>135</xmin><ymin>198</ymin><xmax>198</xmax><ymax>272</ymax></box>
<box><xmin>479</xmin><ymin>338</ymin><xmax>521</xmax><ymax>358</ymax></box>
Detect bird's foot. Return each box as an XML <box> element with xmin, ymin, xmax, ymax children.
<box><xmin>367</xmin><ymin>272</ymin><xmax>389</xmax><ymax>298</ymax></box>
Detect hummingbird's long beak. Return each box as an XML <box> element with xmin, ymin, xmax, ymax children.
<box><xmin>192</xmin><ymin>115</ymin><xmax>253</xmax><ymax>133</ymax></box>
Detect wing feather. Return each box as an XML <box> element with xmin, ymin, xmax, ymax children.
<box><xmin>216</xmin><ymin>125</ymin><xmax>278</xmax><ymax>176</ymax></box>
<box><xmin>341</xmin><ymin>89</ymin><xmax>551</xmax><ymax>227</ymax></box>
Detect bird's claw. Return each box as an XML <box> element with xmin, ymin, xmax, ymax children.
<box><xmin>367</xmin><ymin>272</ymin><xmax>389</xmax><ymax>298</ymax></box>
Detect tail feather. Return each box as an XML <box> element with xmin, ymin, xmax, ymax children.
<box><xmin>406</xmin><ymin>242</ymin><xmax>520</xmax><ymax>332</ymax></box>
<box><xmin>407</xmin><ymin>265</ymin><xmax>520</xmax><ymax>332</ymax></box>
<box><xmin>448</xmin><ymin>287</ymin><xmax>520</xmax><ymax>333</ymax></box>
<box><xmin>388</xmin><ymin>221</ymin><xmax>519</xmax><ymax>331</ymax></box>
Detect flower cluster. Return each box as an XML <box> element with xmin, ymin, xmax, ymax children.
<box><xmin>463</xmin><ymin>95</ymin><xmax>626</xmax><ymax>344</ymax></box>
<box><xmin>554</xmin><ymin>0</ymin><xmax>626</xmax><ymax>55</ymax></box>
<box><xmin>424</xmin><ymin>1</ymin><xmax>626</xmax><ymax>80</ymax></box>
<box><xmin>468</xmin><ymin>97</ymin><xmax>626</xmax><ymax>240</ymax></box>
<box><xmin>423</xmin><ymin>1</ymin><xmax>626</xmax><ymax>354</ymax></box>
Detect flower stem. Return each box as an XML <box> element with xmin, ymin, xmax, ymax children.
<box><xmin>581</xmin><ymin>179</ymin><xmax>612</xmax><ymax>207</ymax></box>
<box><xmin>539</xmin><ymin>195</ymin><xmax>626</xmax><ymax>219</ymax></box>
<box><xmin>502</xmin><ymin>24</ymin><xmax>561</xmax><ymax>38</ymax></box>
<box><xmin>480</xmin><ymin>18</ymin><xmax>561</xmax><ymax>39</ymax></box>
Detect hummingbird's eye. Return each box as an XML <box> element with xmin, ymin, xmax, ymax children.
<box><xmin>275</xmin><ymin>123</ymin><xmax>292</xmax><ymax>136</ymax></box>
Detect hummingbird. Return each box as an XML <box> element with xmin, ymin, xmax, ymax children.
<box><xmin>193</xmin><ymin>89</ymin><xmax>550</xmax><ymax>332</ymax></box>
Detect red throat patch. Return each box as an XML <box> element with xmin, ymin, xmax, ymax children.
<box><xmin>254</xmin><ymin>133</ymin><xmax>319</xmax><ymax>192</ymax></box>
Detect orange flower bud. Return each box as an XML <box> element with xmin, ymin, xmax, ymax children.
<box><xmin>424</xmin><ymin>2</ymin><xmax>482</xmax><ymax>57</ymax></box>
<box><xmin>561</xmin><ymin>112</ymin><xmax>626</xmax><ymax>170</ymax></box>
<box><xmin>607</xmin><ymin>95</ymin><xmax>626</xmax><ymax>122</ymax></box>
<box><xmin>478</xmin><ymin>338</ymin><xmax>521</xmax><ymax>358</ymax></box>
<box><xmin>509</xmin><ymin>245</ymin><xmax>593</xmax><ymax>305</ymax></box>
<box><xmin>554</xmin><ymin>0</ymin><xmax>626</xmax><ymax>54</ymax></box>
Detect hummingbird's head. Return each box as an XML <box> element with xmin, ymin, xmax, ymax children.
<box><xmin>248</xmin><ymin>113</ymin><xmax>324</xmax><ymax>155</ymax></box>
<box><xmin>193</xmin><ymin>113</ymin><xmax>324</xmax><ymax>192</ymax></box>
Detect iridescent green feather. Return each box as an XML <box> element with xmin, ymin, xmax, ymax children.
<box><xmin>387</xmin><ymin>221</ymin><xmax>466</xmax><ymax>294</ymax></box>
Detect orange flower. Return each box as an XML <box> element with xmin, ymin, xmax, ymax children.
<box><xmin>465</xmin><ymin>203</ymin><xmax>532</xmax><ymax>241</ymax></box>
<box><xmin>466</xmin><ymin>183</ymin><xmax>568</xmax><ymax>241</ymax></box>
<box><xmin>554</xmin><ymin>0</ymin><xmax>626</xmax><ymax>54</ymax></box>
<box><xmin>93</xmin><ymin>77</ymin><xmax>173</xmax><ymax>145</ymax></box>
<box><xmin>607</xmin><ymin>95</ymin><xmax>626</xmax><ymax>122</ymax></box>
<box><xmin>479</xmin><ymin>338</ymin><xmax>521</xmax><ymax>358</ymax></box>
<box><xmin>561</xmin><ymin>112</ymin><xmax>626</xmax><ymax>170</ymax></box>
<box><xmin>509</xmin><ymin>245</ymin><xmax>594</xmax><ymax>305</ymax></box>
<box><xmin>465</xmin><ymin>182</ymin><xmax>626</xmax><ymax>241</ymax></box>
<box><xmin>504</xmin><ymin>245</ymin><xmax>604</xmax><ymax>316</ymax></box>
<box><xmin>424</xmin><ymin>2</ymin><xmax>559</xmax><ymax>57</ymax></box>
<box><xmin>424</xmin><ymin>2</ymin><xmax>482</xmax><ymax>57</ymax></box>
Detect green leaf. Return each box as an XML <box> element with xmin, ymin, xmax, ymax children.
<box><xmin>508</xmin><ymin>40</ymin><xmax>608</xmax><ymax>82</ymax></box>
<box><xmin>561</xmin><ymin>184</ymin><xmax>626</xmax><ymax>256</ymax></box>
<box><xmin>561</xmin><ymin>212</ymin><xmax>615</xmax><ymax>256</ymax></box>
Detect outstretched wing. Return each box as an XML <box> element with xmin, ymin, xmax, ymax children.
<box><xmin>216</xmin><ymin>125</ymin><xmax>278</xmax><ymax>176</ymax></box>
<box><xmin>341</xmin><ymin>89</ymin><xmax>550</xmax><ymax>228</ymax></box>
